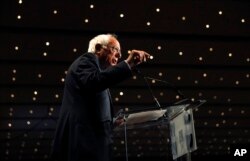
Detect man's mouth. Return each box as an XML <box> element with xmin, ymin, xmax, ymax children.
<box><xmin>112</xmin><ymin>59</ymin><xmax>117</xmax><ymax>65</ymax></box>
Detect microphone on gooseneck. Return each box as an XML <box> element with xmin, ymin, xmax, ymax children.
<box><xmin>134</xmin><ymin>67</ymin><xmax>162</xmax><ymax>109</ymax></box>
<box><xmin>134</xmin><ymin>67</ymin><xmax>187</xmax><ymax>108</ymax></box>
<box><xmin>144</xmin><ymin>76</ymin><xmax>186</xmax><ymax>100</ymax></box>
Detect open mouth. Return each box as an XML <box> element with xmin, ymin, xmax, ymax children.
<box><xmin>112</xmin><ymin>59</ymin><xmax>117</xmax><ymax>65</ymax></box>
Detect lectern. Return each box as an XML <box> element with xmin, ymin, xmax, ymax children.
<box><xmin>115</xmin><ymin>99</ymin><xmax>206</xmax><ymax>161</ymax></box>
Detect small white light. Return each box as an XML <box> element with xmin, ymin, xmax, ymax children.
<box><xmin>84</xmin><ymin>19</ymin><xmax>89</xmax><ymax>23</ymax></box>
<box><xmin>177</xmin><ymin>76</ymin><xmax>181</xmax><ymax>80</ymax></box>
<box><xmin>133</xmin><ymin>75</ymin><xmax>137</xmax><ymax>80</ymax></box>
<box><xmin>199</xmin><ymin>57</ymin><xmax>203</xmax><ymax>61</ymax></box>
<box><xmin>179</xmin><ymin>51</ymin><xmax>183</xmax><ymax>56</ymax></box>
<box><xmin>19</xmin><ymin>0</ymin><xmax>23</xmax><ymax>4</ymax></box>
<box><xmin>206</xmin><ymin>24</ymin><xmax>210</xmax><ymax>28</ymax></box>
<box><xmin>90</xmin><ymin>4</ymin><xmax>94</xmax><ymax>9</ymax></box>
<box><xmin>241</xmin><ymin>19</ymin><xmax>245</xmax><ymax>23</ymax></box>
<box><xmin>43</xmin><ymin>52</ymin><xmax>47</xmax><ymax>56</ymax></box>
<box><xmin>218</xmin><ymin>11</ymin><xmax>223</xmax><ymax>15</ymax></box>
<box><xmin>156</xmin><ymin>8</ymin><xmax>160</xmax><ymax>12</ymax></box>
<box><xmin>146</xmin><ymin>22</ymin><xmax>151</xmax><ymax>26</ymax></box>
<box><xmin>8</xmin><ymin>123</ymin><xmax>12</xmax><ymax>127</ymax></box>
<box><xmin>158</xmin><ymin>72</ymin><xmax>163</xmax><ymax>76</ymax></box>
<box><xmin>209</xmin><ymin>47</ymin><xmax>213</xmax><ymax>52</ymax></box>
<box><xmin>247</xmin><ymin>58</ymin><xmax>250</xmax><ymax>62</ymax></box>
<box><xmin>27</xmin><ymin>121</ymin><xmax>31</xmax><ymax>125</ymax></box>
<box><xmin>45</xmin><ymin>42</ymin><xmax>50</xmax><ymax>46</ymax></box>
<box><xmin>149</xmin><ymin>55</ymin><xmax>154</xmax><ymax>59</ymax></box>
<box><xmin>120</xmin><ymin>14</ymin><xmax>124</xmax><ymax>18</ymax></box>
<box><xmin>12</xmin><ymin>69</ymin><xmax>17</xmax><ymax>74</ymax></box>
<box><xmin>32</xmin><ymin>97</ymin><xmax>36</xmax><ymax>101</ymax></box>
<box><xmin>182</xmin><ymin>16</ymin><xmax>186</xmax><ymax>21</ymax></box>
<box><xmin>176</xmin><ymin>95</ymin><xmax>180</xmax><ymax>99</ymax></box>
<box><xmin>38</xmin><ymin>74</ymin><xmax>42</xmax><ymax>78</ymax></box>
<box><xmin>119</xmin><ymin>92</ymin><xmax>124</xmax><ymax>96</ymax></box>
<box><xmin>61</xmin><ymin>78</ymin><xmax>65</xmax><ymax>82</ymax></box>
<box><xmin>228</xmin><ymin>53</ymin><xmax>233</xmax><ymax>57</ymax></box>
<box><xmin>34</xmin><ymin>91</ymin><xmax>38</xmax><ymax>95</ymax></box>
<box><xmin>15</xmin><ymin>46</ymin><xmax>19</xmax><ymax>51</ymax></box>
<box><xmin>12</xmin><ymin>77</ymin><xmax>16</xmax><ymax>82</ymax></box>
<box><xmin>55</xmin><ymin>94</ymin><xmax>59</xmax><ymax>98</ymax></box>
<box><xmin>10</xmin><ymin>94</ymin><xmax>15</xmax><ymax>98</ymax></box>
<box><xmin>203</xmin><ymin>73</ymin><xmax>207</xmax><ymax>77</ymax></box>
<box><xmin>53</xmin><ymin>10</ymin><xmax>58</xmax><ymax>14</ymax></box>
<box><xmin>115</xmin><ymin>97</ymin><xmax>119</xmax><ymax>101</ymax></box>
<box><xmin>235</xmin><ymin>81</ymin><xmax>239</xmax><ymax>85</ymax></box>
<box><xmin>29</xmin><ymin>110</ymin><xmax>33</xmax><ymax>114</ymax></box>
<box><xmin>246</xmin><ymin>74</ymin><xmax>249</xmax><ymax>78</ymax></box>
<box><xmin>17</xmin><ymin>15</ymin><xmax>21</xmax><ymax>20</ymax></box>
<box><xmin>157</xmin><ymin>46</ymin><xmax>161</xmax><ymax>50</ymax></box>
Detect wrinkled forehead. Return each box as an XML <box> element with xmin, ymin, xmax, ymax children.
<box><xmin>108</xmin><ymin>37</ymin><xmax>120</xmax><ymax>49</ymax></box>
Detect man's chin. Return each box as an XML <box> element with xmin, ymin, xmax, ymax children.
<box><xmin>111</xmin><ymin>62</ymin><xmax>117</xmax><ymax>66</ymax></box>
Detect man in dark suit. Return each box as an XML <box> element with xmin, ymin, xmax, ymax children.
<box><xmin>51</xmin><ymin>34</ymin><xmax>150</xmax><ymax>161</ymax></box>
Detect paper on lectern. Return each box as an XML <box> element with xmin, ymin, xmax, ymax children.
<box><xmin>125</xmin><ymin>109</ymin><xmax>167</xmax><ymax>125</ymax></box>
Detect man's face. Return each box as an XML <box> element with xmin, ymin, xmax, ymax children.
<box><xmin>100</xmin><ymin>37</ymin><xmax>121</xmax><ymax>67</ymax></box>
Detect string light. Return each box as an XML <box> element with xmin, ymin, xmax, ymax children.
<box><xmin>17</xmin><ymin>15</ymin><xmax>22</xmax><ymax>20</ymax></box>
<box><xmin>120</xmin><ymin>14</ymin><xmax>124</xmax><ymax>18</ymax></box>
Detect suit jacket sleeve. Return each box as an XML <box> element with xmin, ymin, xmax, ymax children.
<box><xmin>70</xmin><ymin>53</ymin><xmax>132</xmax><ymax>92</ymax></box>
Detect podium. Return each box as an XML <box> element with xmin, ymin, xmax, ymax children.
<box><xmin>115</xmin><ymin>99</ymin><xmax>206</xmax><ymax>161</ymax></box>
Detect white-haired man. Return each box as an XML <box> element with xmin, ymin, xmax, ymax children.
<box><xmin>51</xmin><ymin>34</ymin><xmax>150</xmax><ymax>161</ymax></box>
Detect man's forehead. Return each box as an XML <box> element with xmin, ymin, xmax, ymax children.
<box><xmin>109</xmin><ymin>37</ymin><xmax>120</xmax><ymax>46</ymax></box>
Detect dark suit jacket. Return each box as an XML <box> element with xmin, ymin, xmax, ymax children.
<box><xmin>51</xmin><ymin>52</ymin><xmax>132</xmax><ymax>161</ymax></box>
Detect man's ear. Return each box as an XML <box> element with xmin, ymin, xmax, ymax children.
<box><xmin>95</xmin><ymin>44</ymin><xmax>102</xmax><ymax>52</ymax></box>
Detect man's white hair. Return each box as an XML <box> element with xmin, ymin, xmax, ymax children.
<box><xmin>87</xmin><ymin>34</ymin><xmax>114</xmax><ymax>53</ymax></box>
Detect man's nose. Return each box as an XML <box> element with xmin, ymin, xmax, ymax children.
<box><xmin>115</xmin><ymin>52</ymin><xmax>121</xmax><ymax>59</ymax></box>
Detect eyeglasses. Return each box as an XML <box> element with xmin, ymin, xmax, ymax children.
<box><xmin>102</xmin><ymin>45</ymin><xmax>122</xmax><ymax>58</ymax></box>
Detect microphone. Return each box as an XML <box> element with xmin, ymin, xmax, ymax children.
<box><xmin>144</xmin><ymin>76</ymin><xmax>186</xmax><ymax>100</ymax></box>
<box><xmin>144</xmin><ymin>76</ymin><xmax>162</xmax><ymax>108</ymax></box>
<box><xmin>134</xmin><ymin>67</ymin><xmax>186</xmax><ymax>108</ymax></box>
<box><xmin>134</xmin><ymin>68</ymin><xmax>161</xmax><ymax>109</ymax></box>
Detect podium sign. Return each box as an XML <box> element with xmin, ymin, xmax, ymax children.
<box><xmin>169</xmin><ymin>108</ymin><xmax>197</xmax><ymax>160</ymax></box>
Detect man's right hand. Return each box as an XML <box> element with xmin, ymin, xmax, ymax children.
<box><xmin>125</xmin><ymin>50</ymin><xmax>151</xmax><ymax>68</ymax></box>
